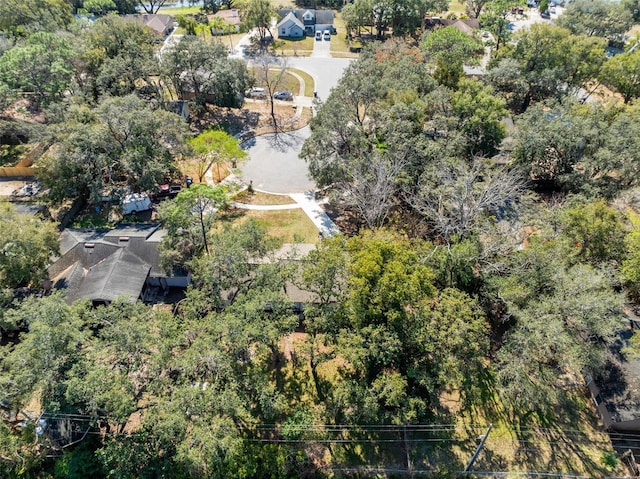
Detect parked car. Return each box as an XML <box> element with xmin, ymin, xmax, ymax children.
<box><xmin>549</xmin><ymin>6</ymin><xmax>556</xmax><ymax>13</ymax></box>
<box><xmin>315</xmin><ymin>31</ymin><xmax>322</xmax><ymax>40</ymax></box>
<box><xmin>323</xmin><ymin>29</ymin><xmax>331</xmax><ymax>40</ymax></box>
<box><xmin>153</xmin><ymin>183</ymin><xmax>182</xmax><ymax>200</ymax></box>
<box><xmin>245</xmin><ymin>87</ymin><xmax>266</xmax><ymax>99</ymax></box>
<box><xmin>273</xmin><ymin>91</ymin><xmax>294</xmax><ymax>101</ymax></box>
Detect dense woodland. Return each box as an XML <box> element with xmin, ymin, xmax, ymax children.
<box><xmin>1</xmin><ymin>0</ymin><xmax>640</xmax><ymax>477</ymax></box>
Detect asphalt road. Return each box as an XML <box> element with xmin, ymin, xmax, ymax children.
<box><xmin>239</xmin><ymin>56</ymin><xmax>353</xmax><ymax>193</ymax></box>
<box><xmin>287</xmin><ymin>57</ymin><xmax>353</xmax><ymax>102</ymax></box>
<box><xmin>240</xmin><ymin>127</ymin><xmax>313</xmax><ymax>194</ymax></box>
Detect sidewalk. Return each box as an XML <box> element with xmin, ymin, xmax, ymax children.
<box><xmin>289</xmin><ymin>191</ymin><xmax>340</xmax><ymax>237</ymax></box>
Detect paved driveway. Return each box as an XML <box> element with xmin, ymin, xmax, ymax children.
<box><xmin>311</xmin><ymin>35</ymin><xmax>331</xmax><ymax>58</ymax></box>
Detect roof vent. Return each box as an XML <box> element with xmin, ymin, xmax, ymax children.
<box><xmin>119</xmin><ymin>236</ymin><xmax>130</xmax><ymax>242</ymax></box>
<box><xmin>84</xmin><ymin>243</ymin><xmax>95</xmax><ymax>248</ymax></box>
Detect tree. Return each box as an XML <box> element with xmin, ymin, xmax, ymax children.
<box><xmin>555</xmin><ymin>0</ymin><xmax>634</xmax><ymax>42</ymax></box>
<box><xmin>312</xmin><ymin>232</ymin><xmax>490</xmax><ymax>422</ymax></box>
<box><xmin>42</xmin><ymin>95</ymin><xmax>189</xmax><ymax>205</ymax></box>
<box><xmin>512</xmin><ymin>101</ymin><xmax>640</xmax><ymax>195</ymax></box>
<box><xmin>302</xmin><ymin>41</ymin><xmax>435</xmax><ymax>189</ymax></box>
<box><xmin>0</xmin><ymin>294</ymin><xmax>87</xmax><ymax>412</ymax></box>
<box><xmin>622</xmin><ymin>211</ymin><xmax>640</xmax><ymax>300</ymax></box>
<box><xmin>478</xmin><ymin>0</ymin><xmax>522</xmax><ymax>49</ymax></box>
<box><xmin>461</xmin><ymin>0</ymin><xmax>491</xmax><ymax>18</ymax></box>
<box><xmin>185</xmin><ymin>220</ymin><xmax>280</xmax><ymax>313</ymax></box>
<box><xmin>239</xmin><ymin>0</ymin><xmax>274</xmax><ymax>47</ymax></box>
<box><xmin>253</xmin><ymin>54</ymin><xmax>289</xmax><ymax>132</ymax></box>
<box><xmin>137</xmin><ymin>0</ymin><xmax>168</xmax><ymax>14</ymax></box>
<box><xmin>488</xmin><ymin>24</ymin><xmax>607</xmax><ymax>111</ymax></box>
<box><xmin>561</xmin><ymin>200</ymin><xmax>625</xmax><ymax>264</ymax></box>
<box><xmin>163</xmin><ymin>35</ymin><xmax>250</xmax><ymax>107</ymax></box>
<box><xmin>75</xmin><ymin>15</ymin><xmax>160</xmax><ymax>100</ymax></box>
<box><xmin>0</xmin><ymin>0</ymin><xmax>73</xmax><ymax>39</ymax></box>
<box><xmin>408</xmin><ymin>158</ymin><xmax>525</xmax><ymax>242</ymax></box>
<box><xmin>188</xmin><ymin>129</ymin><xmax>247</xmax><ymax>183</ymax></box>
<box><xmin>450</xmin><ymin>78</ymin><xmax>507</xmax><ymax>155</ymax></box>
<box><xmin>0</xmin><ymin>32</ymin><xmax>73</xmax><ymax>109</ymax></box>
<box><xmin>494</xmin><ymin>247</ymin><xmax>624</xmax><ymax>412</ymax></box>
<box><xmin>600</xmin><ymin>50</ymin><xmax>640</xmax><ymax>103</ymax></box>
<box><xmin>81</xmin><ymin>0</ymin><xmax>117</xmax><ymax>15</ymax></box>
<box><xmin>0</xmin><ymin>204</ymin><xmax>59</xmax><ymax>289</ymax></box>
<box><xmin>158</xmin><ymin>183</ymin><xmax>227</xmax><ymax>262</ymax></box>
<box><xmin>421</xmin><ymin>27</ymin><xmax>484</xmax><ymax>88</ymax></box>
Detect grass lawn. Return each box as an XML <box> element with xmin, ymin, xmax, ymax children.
<box><xmin>271</xmin><ymin>36</ymin><xmax>315</xmax><ymax>56</ymax></box>
<box><xmin>219</xmin><ymin>207</ymin><xmax>319</xmax><ymax>243</ymax></box>
<box><xmin>233</xmin><ymin>190</ymin><xmax>295</xmax><ymax>205</ymax></box>
<box><xmin>248</xmin><ymin>69</ymin><xmax>302</xmax><ymax>95</ymax></box>
<box><xmin>331</xmin><ymin>11</ymin><xmax>358</xmax><ymax>57</ymax></box>
<box><xmin>289</xmin><ymin>68</ymin><xmax>315</xmax><ymax>97</ymax></box>
<box><xmin>157</xmin><ymin>5</ymin><xmax>202</xmax><ymax>15</ymax></box>
<box><xmin>447</xmin><ymin>0</ymin><xmax>467</xmax><ymax>15</ymax></box>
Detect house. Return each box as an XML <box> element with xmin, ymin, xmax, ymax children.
<box><xmin>48</xmin><ymin>224</ymin><xmax>189</xmax><ymax>306</ymax></box>
<box><xmin>209</xmin><ymin>9</ymin><xmax>241</xmax><ymax>35</ymax></box>
<box><xmin>276</xmin><ymin>11</ymin><xmax>305</xmax><ymax>38</ymax></box>
<box><xmin>277</xmin><ymin>9</ymin><xmax>334</xmax><ymax>37</ymax></box>
<box><xmin>424</xmin><ymin>16</ymin><xmax>480</xmax><ymax>35</ymax></box>
<box><xmin>122</xmin><ymin>14</ymin><xmax>174</xmax><ymax>37</ymax></box>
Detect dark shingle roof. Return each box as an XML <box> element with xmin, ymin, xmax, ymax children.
<box><xmin>50</xmin><ymin>224</ymin><xmax>182</xmax><ymax>303</ymax></box>
<box><xmin>76</xmin><ymin>249</ymin><xmax>151</xmax><ymax>303</ymax></box>
<box><xmin>276</xmin><ymin>9</ymin><xmax>333</xmax><ymax>25</ymax></box>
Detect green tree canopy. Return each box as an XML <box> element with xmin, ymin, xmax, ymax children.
<box><xmin>0</xmin><ymin>204</ymin><xmax>59</xmax><ymax>289</ymax></box>
<box><xmin>600</xmin><ymin>50</ymin><xmax>640</xmax><ymax>103</ymax></box>
<box><xmin>41</xmin><ymin>95</ymin><xmax>189</xmax><ymax>205</ymax></box>
<box><xmin>0</xmin><ymin>0</ymin><xmax>73</xmax><ymax>39</ymax></box>
<box><xmin>162</xmin><ymin>35</ymin><xmax>250</xmax><ymax>107</ymax></box>
<box><xmin>488</xmin><ymin>24</ymin><xmax>607</xmax><ymax>112</ymax></box>
<box><xmin>75</xmin><ymin>15</ymin><xmax>159</xmax><ymax>100</ymax></box>
<box><xmin>513</xmin><ymin>100</ymin><xmax>640</xmax><ymax>195</ymax></box>
<box><xmin>188</xmin><ymin>129</ymin><xmax>247</xmax><ymax>182</ymax></box>
<box><xmin>0</xmin><ymin>32</ymin><xmax>74</xmax><ymax>109</ymax></box>
<box><xmin>555</xmin><ymin>0</ymin><xmax>634</xmax><ymax>41</ymax></box>
<box><xmin>158</xmin><ymin>183</ymin><xmax>227</xmax><ymax>265</ymax></box>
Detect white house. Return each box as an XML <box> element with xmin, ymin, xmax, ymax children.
<box><xmin>276</xmin><ymin>11</ymin><xmax>305</xmax><ymax>38</ymax></box>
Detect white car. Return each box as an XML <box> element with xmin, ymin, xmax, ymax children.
<box><xmin>315</xmin><ymin>31</ymin><xmax>322</xmax><ymax>41</ymax></box>
<box><xmin>323</xmin><ymin>30</ymin><xmax>331</xmax><ymax>41</ymax></box>
<box><xmin>245</xmin><ymin>87</ymin><xmax>266</xmax><ymax>99</ymax></box>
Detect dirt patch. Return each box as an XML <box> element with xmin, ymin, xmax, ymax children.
<box><xmin>191</xmin><ymin>101</ymin><xmax>311</xmax><ymax>137</ymax></box>
<box><xmin>0</xmin><ymin>179</ymin><xmax>28</xmax><ymax>197</ymax></box>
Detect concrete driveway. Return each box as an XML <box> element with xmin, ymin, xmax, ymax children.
<box><xmin>239</xmin><ymin>127</ymin><xmax>313</xmax><ymax>194</ymax></box>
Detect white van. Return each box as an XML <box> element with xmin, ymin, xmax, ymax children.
<box><xmin>121</xmin><ymin>193</ymin><xmax>151</xmax><ymax>214</ymax></box>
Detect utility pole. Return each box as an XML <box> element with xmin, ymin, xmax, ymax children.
<box><xmin>464</xmin><ymin>423</ymin><xmax>493</xmax><ymax>472</ymax></box>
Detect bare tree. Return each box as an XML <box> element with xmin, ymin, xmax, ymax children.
<box><xmin>253</xmin><ymin>54</ymin><xmax>289</xmax><ymax>133</ymax></box>
<box><xmin>408</xmin><ymin>158</ymin><xmax>526</xmax><ymax>242</ymax></box>
<box><xmin>340</xmin><ymin>152</ymin><xmax>407</xmax><ymax>229</ymax></box>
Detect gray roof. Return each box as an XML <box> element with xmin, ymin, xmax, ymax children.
<box><xmin>76</xmin><ymin>249</ymin><xmax>151</xmax><ymax>303</ymax></box>
<box><xmin>50</xmin><ymin>224</ymin><xmax>183</xmax><ymax>303</ymax></box>
<box><xmin>277</xmin><ymin>11</ymin><xmax>304</xmax><ymax>30</ymax></box>
<box><xmin>277</xmin><ymin>9</ymin><xmax>333</xmax><ymax>25</ymax></box>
